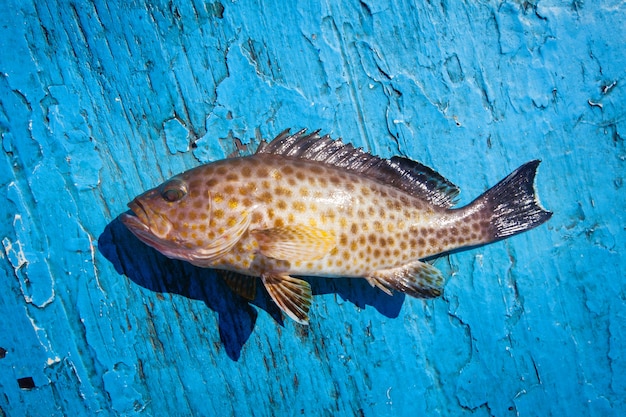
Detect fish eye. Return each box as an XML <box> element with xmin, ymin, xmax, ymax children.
<box><xmin>160</xmin><ymin>180</ymin><xmax>187</xmax><ymax>203</ymax></box>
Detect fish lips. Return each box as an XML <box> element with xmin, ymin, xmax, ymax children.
<box><xmin>119</xmin><ymin>199</ymin><xmax>167</xmax><ymax>249</ymax></box>
<box><xmin>120</xmin><ymin>198</ymin><xmax>175</xmax><ymax>244</ymax></box>
<box><xmin>120</xmin><ymin>199</ymin><xmax>150</xmax><ymax>232</ymax></box>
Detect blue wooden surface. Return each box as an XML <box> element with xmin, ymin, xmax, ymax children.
<box><xmin>1</xmin><ymin>0</ymin><xmax>625</xmax><ymax>416</ymax></box>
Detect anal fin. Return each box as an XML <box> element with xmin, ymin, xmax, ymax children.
<box><xmin>262</xmin><ymin>274</ymin><xmax>312</xmax><ymax>325</ymax></box>
<box><xmin>366</xmin><ymin>260</ymin><xmax>444</xmax><ymax>299</ymax></box>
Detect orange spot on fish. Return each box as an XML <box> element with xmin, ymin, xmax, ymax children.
<box><xmin>275</xmin><ymin>186</ymin><xmax>292</xmax><ymax>197</ymax></box>
<box><xmin>260</xmin><ymin>191</ymin><xmax>273</xmax><ymax>203</ymax></box>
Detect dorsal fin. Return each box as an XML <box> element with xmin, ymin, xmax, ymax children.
<box><xmin>256</xmin><ymin>129</ymin><xmax>460</xmax><ymax>208</ymax></box>
<box><xmin>389</xmin><ymin>156</ymin><xmax>460</xmax><ymax>208</ymax></box>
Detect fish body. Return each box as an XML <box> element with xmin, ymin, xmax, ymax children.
<box><xmin>121</xmin><ymin>129</ymin><xmax>552</xmax><ymax>324</ymax></box>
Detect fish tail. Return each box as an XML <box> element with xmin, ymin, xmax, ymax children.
<box><xmin>472</xmin><ymin>160</ymin><xmax>552</xmax><ymax>242</ymax></box>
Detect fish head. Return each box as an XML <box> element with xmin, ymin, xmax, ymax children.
<box><xmin>120</xmin><ymin>161</ymin><xmax>256</xmax><ymax>266</ymax></box>
<box><xmin>120</xmin><ymin>171</ymin><xmax>209</xmax><ymax>259</ymax></box>
<box><xmin>121</xmin><ymin>175</ymin><xmax>190</xmax><ymax>247</ymax></box>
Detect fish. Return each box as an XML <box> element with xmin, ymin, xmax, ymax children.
<box><xmin>120</xmin><ymin>129</ymin><xmax>552</xmax><ymax>324</ymax></box>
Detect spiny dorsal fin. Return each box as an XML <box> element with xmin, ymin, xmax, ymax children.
<box><xmin>257</xmin><ymin>129</ymin><xmax>460</xmax><ymax>208</ymax></box>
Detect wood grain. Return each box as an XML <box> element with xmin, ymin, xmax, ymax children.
<box><xmin>1</xmin><ymin>0</ymin><xmax>624</xmax><ymax>415</ymax></box>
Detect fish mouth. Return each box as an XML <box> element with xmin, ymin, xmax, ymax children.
<box><xmin>119</xmin><ymin>198</ymin><xmax>175</xmax><ymax>250</ymax></box>
<box><xmin>119</xmin><ymin>199</ymin><xmax>162</xmax><ymax>248</ymax></box>
<box><xmin>120</xmin><ymin>199</ymin><xmax>150</xmax><ymax>231</ymax></box>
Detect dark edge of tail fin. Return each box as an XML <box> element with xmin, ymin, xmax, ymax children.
<box><xmin>480</xmin><ymin>160</ymin><xmax>552</xmax><ymax>241</ymax></box>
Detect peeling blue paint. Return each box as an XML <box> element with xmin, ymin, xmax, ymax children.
<box><xmin>1</xmin><ymin>0</ymin><xmax>625</xmax><ymax>416</ymax></box>
<box><xmin>163</xmin><ymin>118</ymin><xmax>190</xmax><ymax>155</ymax></box>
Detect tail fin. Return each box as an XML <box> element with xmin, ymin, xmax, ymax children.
<box><xmin>476</xmin><ymin>160</ymin><xmax>552</xmax><ymax>241</ymax></box>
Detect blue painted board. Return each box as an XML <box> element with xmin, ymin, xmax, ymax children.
<box><xmin>1</xmin><ymin>0</ymin><xmax>625</xmax><ymax>416</ymax></box>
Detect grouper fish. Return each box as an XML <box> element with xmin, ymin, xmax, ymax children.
<box><xmin>120</xmin><ymin>129</ymin><xmax>552</xmax><ymax>324</ymax></box>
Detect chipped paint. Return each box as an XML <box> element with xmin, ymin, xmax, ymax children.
<box><xmin>163</xmin><ymin>117</ymin><xmax>190</xmax><ymax>154</ymax></box>
<box><xmin>0</xmin><ymin>0</ymin><xmax>625</xmax><ymax>416</ymax></box>
<box><xmin>3</xmin><ymin>191</ymin><xmax>56</xmax><ymax>308</ymax></box>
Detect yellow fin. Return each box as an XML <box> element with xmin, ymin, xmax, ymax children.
<box><xmin>251</xmin><ymin>225</ymin><xmax>335</xmax><ymax>262</ymax></box>
<box><xmin>262</xmin><ymin>274</ymin><xmax>311</xmax><ymax>325</ymax></box>
<box><xmin>366</xmin><ymin>260</ymin><xmax>444</xmax><ymax>299</ymax></box>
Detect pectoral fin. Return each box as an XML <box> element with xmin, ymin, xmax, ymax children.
<box><xmin>366</xmin><ymin>260</ymin><xmax>444</xmax><ymax>298</ymax></box>
<box><xmin>262</xmin><ymin>273</ymin><xmax>312</xmax><ymax>325</ymax></box>
<box><xmin>221</xmin><ymin>271</ymin><xmax>257</xmax><ymax>300</ymax></box>
<box><xmin>187</xmin><ymin>212</ymin><xmax>251</xmax><ymax>267</ymax></box>
<box><xmin>251</xmin><ymin>225</ymin><xmax>335</xmax><ymax>262</ymax></box>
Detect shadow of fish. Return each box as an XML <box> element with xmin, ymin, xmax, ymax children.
<box><xmin>120</xmin><ymin>129</ymin><xmax>552</xmax><ymax>324</ymax></box>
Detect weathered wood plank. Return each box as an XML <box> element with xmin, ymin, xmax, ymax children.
<box><xmin>1</xmin><ymin>0</ymin><xmax>624</xmax><ymax>416</ymax></box>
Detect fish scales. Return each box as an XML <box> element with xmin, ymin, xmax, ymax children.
<box><xmin>179</xmin><ymin>155</ymin><xmax>476</xmax><ymax>276</ymax></box>
<box><xmin>121</xmin><ymin>129</ymin><xmax>552</xmax><ymax>324</ymax></box>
